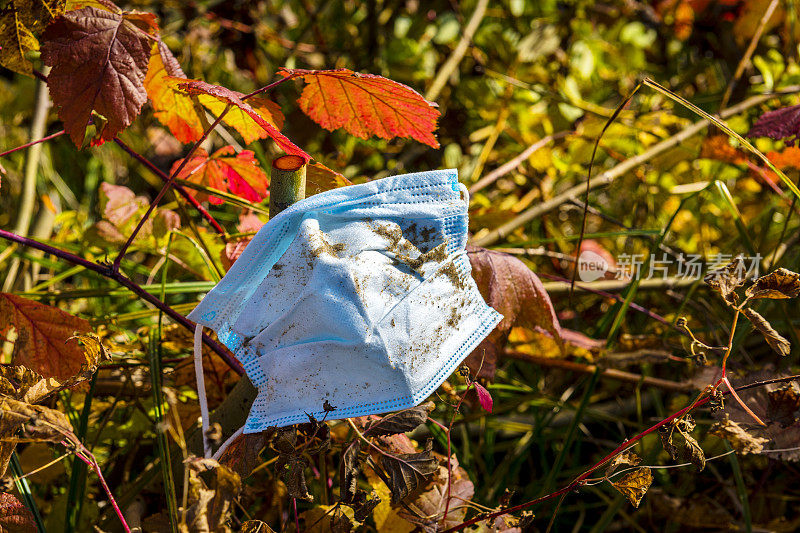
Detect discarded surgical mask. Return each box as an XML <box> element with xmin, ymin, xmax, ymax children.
<box><xmin>189</xmin><ymin>169</ymin><xmax>502</xmax><ymax>433</ymax></box>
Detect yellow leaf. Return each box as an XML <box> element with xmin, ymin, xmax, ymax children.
<box><xmin>611</xmin><ymin>467</ymin><xmax>653</xmax><ymax>508</ymax></box>
<box><xmin>0</xmin><ymin>0</ymin><xmax>65</xmax><ymax>75</ymax></box>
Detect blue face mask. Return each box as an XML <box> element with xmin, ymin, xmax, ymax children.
<box><xmin>189</xmin><ymin>169</ymin><xmax>502</xmax><ymax>432</ymax></box>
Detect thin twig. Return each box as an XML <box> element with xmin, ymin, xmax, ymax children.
<box><xmin>112</xmin><ymin>138</ymin><xmax>225</xmax><ymax>235</ymax></box>
<box><xmin>0</xmin><ymin>227</ymin><xmax>243</xmax><ymax>374</ymax></box>
<box><xmin>0</xmin><ymin>130</ymin><xmax>65</xmax><ymax>159</ymax></box>
<box><xmin>468</xmin><ymin>131</ymin><xmax>571</xmax><ymax>194</ymax></box>
<box><xmin>443</xmin><ymin>373</ymin><xmax>800</xmax><ymax>532</ymax></box>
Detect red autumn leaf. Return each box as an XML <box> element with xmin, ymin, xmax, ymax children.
<box><xmin>144</xmin><ymin>41</ymin><xmax>204</xmax><ymax>143</ymax></box>
<box><xmin>281</xmin><ymin>68</ymin><xmax>440</xmax><ymax>148</ymax></box>
<box><xmin>748</xmin><ymin>103</ymin><xmax>800</xmax><ymax>147</ymax></box>
<box><xmin>465</xmin><ymin>246</ymin><xmax>564</xmax><ymax>380</ymax></box>
<box><xmin>473</xmin><ymin>382</ymin><xmax>493</xmax><ymax>413</ymax></box>
<box><xmin>175</xmin><ymin>80</ymin><xmax>307</xmax><ymax>159</ymax></box>
<box><xmin>0</xmin><ymin>293</ymin><xmax>92</xmax><ymax>379</ymax></box>
<box><xmin>40</xmin><ymin>6</ymin><xmax>157</xmax><ymax>146</ymax></box>
<box><xmin>171</xmin><ymin>146</ymin><xmax>269</xmax><ymax>205</ymax></box>
<box><xmin>0</xmin><ymin>492</ymin><xmax>36</xmax><ymax>532</ymax></box>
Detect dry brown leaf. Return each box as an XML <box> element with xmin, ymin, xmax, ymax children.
<box><xmin>703</xmin><ymin>255</ymin><xmax>746</xmax><ymax>306</ymax></box>
<box><xmin>745</xmin><ymin>268</ymin><xmax>800</xmax><ymax>300</ymax></box>
<box><xmin>709</xmin><ymin>417</ymin><xmax>769</xmax><ymax>454</ymax></box>
<box><xmin>466</xmin><ymin>246</ymin><xmax>563</xmax><ymax>379</ymax></box>
<box><xmin>742</xmin><ymin>308</ymin><xmax>791</xmax><ymax>357</ymax></box>
<box><xmin>611</xmin><ymin>467</ymin><xmax>653</xmax><ymax>508</ymax></box>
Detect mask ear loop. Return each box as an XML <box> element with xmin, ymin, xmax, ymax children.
<box><xmin>194</xmin><ymin>324</ymin><xmax>212</xmax><ymax>458</ymax></box>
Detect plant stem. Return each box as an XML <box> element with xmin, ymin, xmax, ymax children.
<box><xmin>443</xmin><ymin>374</ymin><xmax>800</xmax><ymax>532</ymax></box>
<box><xmin>0</xmin><ymin>129</ymin><xmax>65</xmax><ymax>158</ymax></box>
<box><xmin>113</xmin><ymin>138</ymin><xmax>225</xmax><ymax>235</ymax></box>
<box><xmin>0</xmin><ymin>227</ymin><xmax>243</xmax><ymax>374</ymax></box>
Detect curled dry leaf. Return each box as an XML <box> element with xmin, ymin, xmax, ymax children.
<box><xmin>363</xmin><ymin>401</ymin><xmax>434</xmax><ymax>437</ymax></box>
<box><xmin>742</xmin><ymin>308</ymin><xmax>791</xmax><ymax>357</ymax></box>
<box><xmin>380</xmin><ymin>440</ymin><xmax>438</xmax><ymax>504</ymax></box>
<box><xmin>745</xmin><ymin>268</ymin><xmax>800</xmax><ymax>300</ymax></box>
<box><xmin>216</xmin><ymin>429</ymin><xmax>272</xmax><ymax>479</ymax></box>
<box><xmin>41</xmin><ymin>6</ymin><xmax>158</xmax><ymax>146</ymax></box>
<box><xmin>0</xmin><ymin>492</ymin><xmax>36</xmax><ymax>533</ymax></box>
<box><xmin>703</xmin><ymin>255</ymin><xmax>746</xmax><ymax>306</ymax></box>
<box><xmin>611</xmin><ymin>467</ymin><xmax>653</xmax><ymax>508</ymax></box>
<box><xmin>0</xmin><ymin>0</ymin><xmax>66</xmax><ymax>75</ymax></box>
<box><xmin>709</xmin><ymin>417</ymin><xmax>769</xmax><ymax>454</ymax></box>
<box><xmin>399</xmin><ymin>454</ymin><xmax>475</xmax><ymax>531</ymax></box>
<box><xmin>466</xmin><ymin>246</ymin><xmax>563</xmax><ymax>379</ymax></box>
<box><xmin>604</xmin><ymin>450</ymin><xmax>642</xmax><ymax>478</ymax></box>
<box><xmin>281</xmin><ymin>68</ymin><xmax>441</xmax><ymax>148</ymax></box>
<box><xmin>240</xmin><ymin>520</ymin><xmax>276</xmax><ymax>533</ymax></box>
<box><xmin>0</xmin><ymin>292</ymin><xmax>91</xmax><ymax>379</ymax></box>
<box><xmin>179</xmin><ymin>456</ymin><xmax>242</xmax><ymax>533</ymax></box>
<box><xmin>658</xmin><ymin>415</ymin><xmax>705</xmax><ymax>471</ymax></box>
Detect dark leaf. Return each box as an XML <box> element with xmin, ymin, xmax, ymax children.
<box><xmin>767</xmin><ymin>384</ymin><xmax>800</xmax><ymax>427</ymax></box>
<box><xmin>0</xmin><ymin>492</ymin><xmax>36</xmax><ymax>533</ymax></box>
<box><xmin>745</xmin><ymin>268</ymin><xmax>800</xmax><ymax>300</ymax></box>
<box><xmin>604</xmin><ymin>450</ymin><xmax>642</xmax><ymax>478</ymax></box>
<box><xmin>466</xmin><ymin>246</ymin><xmax>564</xmax><ymax>379</ymax></box>
<box><xmin>240</xmin><ymin>520</ymin><xmax>276</xmax><ymax>533</ymax></box>
<box><xmin>709</xmin><ymin>417</ymin><xmax>769</xmax><ymax>454</ymax></box>
<box><xmin>364</xmin><ymin>402</ymin><xmax>434</xmax><ymax>437</ymax></box>
<box><xmin>280</xmin><ymin>454</ymin><xmax>313</xmax><ymax>501</ymax></box>
<box><xmin>742</xmin><ymin>307</ymin><xmax>791</xmax><ymax>357</ymax></box>
<box><xmin>748</xmin><ymin>103</ymin><xmax>800</xmax><ymax>146</ymax></box>
<box><xmin>217</xmin><ymin>429</ymin><xmax>272</xmax><ymax>479</ymax></box>
<box><xmin>676</xmin><ymin>416</ymin><xmax>705</xmax><ymax>471</ymax></box>
<box><xmin>350</xmin><ymin>492</ymin><xmax>381</xmax><ymax>523</ymax></box>
<box><xmin>703</xmin><ymin>255</ymin><xmax>746</xmax><ymax>306</ymax></box>
<box><xmin>183</xmin><ymin>456</ymin><xmax>242</xmax><ymax>532</ymax></box>
<box><xmin>41</xmin><ymin>6</ymin><xmax>157</xmax><ymax>146</ymax></box>
<box><xmin>611</xmin><ymin>468</ymin><xmax>653</xmax><ymax>508</ymax></box>
<box><xmin>339</xmin><ymin>439</ymin><xmax>361</xmax><ymax>504</ymax></box>
<box><xmin>380</xmin><ymin>440</ymin><xmax>438</xmax><ymax>503</ymax></box>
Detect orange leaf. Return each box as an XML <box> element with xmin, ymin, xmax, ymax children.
<box><xmin>196</xmin><ymin>91</ymin><xmax>285</xmax><ymax>145</ymax></box>
<box><xmin>700</xmin><ymin>135</ymin><xmax>747</xmax><ymax>165</ymax></box>
<box><xmin>0</xmin><ymin>293</ymin><xmax>91</xmax><ymax>379</ymax></box>
<box><xmin>281</xmin><ymin>68</ymin><xmax>440</xmax><ymax>148</ymax></box>
<box><xmin>175</xmin><ymin>80</ymin><xmax>307</xmax><ymax>159</ymax></box>
<box><xmin>171</xmin><ymin>146</ymin><xmax>269</xmax><ymax>205</ymax></box>
<box><xmin>40</xmin><ymin>6</ymin><xmax>158</xmax><ymax>146</ymax></box>
<box><xmin>306</xmin><ymin>162</ymin><xmax>353</xmax><ymax>196</ymax></box>
<box><xmin>144</xmin><ymin>41</ymin><xmax>204</xmax><ymax>143</ymax></box>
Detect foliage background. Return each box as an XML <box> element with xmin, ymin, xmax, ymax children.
<box><xmin>2</xmin><ymin>0</ymin><xmax>800</xmax><ymax>531</ymax></box>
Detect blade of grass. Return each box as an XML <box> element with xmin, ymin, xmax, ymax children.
<box><xmin>642</xmin><ymin>78</ymin><xmax>800</xmax><ymax>202</ymax></box>
<box><xmin>64</xmin><ymin>373</ymin><xmax>98</xmax><ymax>533</ymax></box>
<box><xmin>725</xmin><ymin>441</ymin><xmax>752</xmax><ymax>533</ymax></box>
<box><xmin>714</xmin><ymin>181</ymin><xmax>757</xmax><ymax>256</ymax></box>
<box><xmin>10</xmin><ymin>452</ymin><xmax>46</xmax><ymax>532</ymax></box>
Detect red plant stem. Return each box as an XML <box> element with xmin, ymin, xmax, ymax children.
<box><xmin>113</xmin><ymin>73</ymin><xmax>301</xmax><ymax>272</ymax></box>
<box><xmin>0</xmin><ymin>130</ymin><xmax>66</xmax><ymax>158</ymax></box>
<box><xmin>442</xmin><ymin>382</ymin><xmax>473</xmax><ymax>526</ymax></box>
<box><xmin>293</xmin><ymin>497</ymin><xmax>300</xmax><ymax>533</ymax></box>
<box><xmin>442</xmin><ymin>374</ymin><xmax>800</xmax><ymax>532</ymax></box>
<box><xmin>72</xmin><ymin>448</ymin><xmax>130</xmax><ymax>533</ymax></box>
<box><xmin>0</xmin><ymin>227</ymin><xmax>243</xmax><ymax>374</ymax></box>
<box><xmin>112</xmin><ymin>138</ymin><xmax>225</xmax><ymax>235</ymax></box>
<box><xmin>113</xmin><ymin>112</ymin><xmax>229</xmax><ymax>272</ymax></box>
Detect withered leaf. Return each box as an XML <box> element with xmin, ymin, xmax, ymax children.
<box><xmin>340</xmin><ymin>439</ymin><xmax>361</xmax><ymax>504</ymax></box>
<box><xmin>0</xmin><ymin>292</ymin><xmax>92</xmax><ymax>379</ymax></box>
<box><xmin>604</xmin><ymin>450</ymin><xmax>642</xmax><ymax>478</ymax></box>
<box><xmin>611</xmin><ymin>467</ymin><xmax>653</xmax><ymax>508</ymax></box>
<box><xmin>709</xmin><ymin>417</ymin><xmax>769</xmax><ymax>454</ymax></box>
<box><xmin>379</xmin><ymin>440</ymin><xmax>438</xmax><ymax>503</ymax></box>
<box><xmin>745</xmin><ymin>268</ymin><xmax>800</xmax><ymax>300</ymax></box>
<box><xmin>466</xmin><ymin>246</ymin><xmax>563</xmax><ymax>379</ymax></box>
<box><xmin>0</xmin><ymin>396</ymin><xmax>74</xmax><ymax>470</ymax></box>
<box><xmin>350</xmin><ymin>492</ymin><xmax>381</xmax><ymax>523</ymax></box>
<box><xmin>703</xmin><ymin>255</ymin><xmax>747</xmax><ymax>306</ymax></box>
<box><xmin>217</xmin><ymin>429</ymin><xmax>272</xmax><ymax>479</ymax></box>
<box><xmin>399</xmin><ymin>454</ymin><xmax>475</xmax><ymax>531</ymax></box>
<box><xmin>0</xmin><ymin>492</ymin><xmax>36</xmax><ymax>533</ymax></box>
<box><xmin>240</xmin><ymin>520</ymin><xmax>276</xmax><ymax>533</ymax></box>
<box><xmin>742</xmin><ymin>307</ymin><xmax>791</xmax><ymax>357</ymax></box>
<box><xmin>363</xmin><ymin>402</ymin><xmax>434</xmax><ymax>437</ymax></box>
<box><xmin>0</xmin><ymin>0</ymin><xmax>65</xmax><ymax>75</ymax></box>
<box><xmin>183</xmin><ymin>456</ymin><xmax>242</xmax><ymax>532</ymax></box>
<box><xmin>41</xmin><ymin>6</ymin><xmax>157</xmax><ymax>146</ymax></box>
<box><xmin>279</xmin><ymin>454</ymin><xmax>312</xmax><ymax>501</ymax></box>
<box><xmin>659</xmin><ymin>415</ymin><xmax>705</xmax><ymax>471</ymax></box>
<box><xmin>767</xmin><ymin>384</ymin><xmax>800</xmax><ymax>427</ymax></box>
